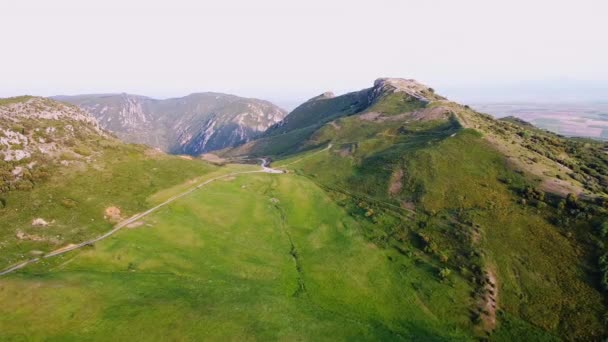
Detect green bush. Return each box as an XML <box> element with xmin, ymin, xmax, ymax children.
<box><xmin>439</xmin><ymin>267</ymin><xmax>451</xmax><ymax>281</ymax></box>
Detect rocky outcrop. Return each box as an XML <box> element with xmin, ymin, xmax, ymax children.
<box><xmin>0</xmin><ymin>97</ymin><xmax>110</xmax><ymax>193</ymax></box>
<box><xmin>0</xmin><ymin>97</ymin><xmax>105</xmax><ymax>162</ymax></box>
<box><xmin>370</xmin><ymin>78</ymin><xmax>441</xmax><ymax>102</ymax></box>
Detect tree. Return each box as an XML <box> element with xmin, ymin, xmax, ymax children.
<box><xmin>439</xmin><ymin>267</ymin><xmax>451</xmax><ymax>281</ymax></box>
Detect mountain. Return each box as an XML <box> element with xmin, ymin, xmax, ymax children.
<box><xmin>1</xmin><ymin>81</ymin><xmax>607</xmax><ymax>340</ymax></box>
<box><xmin>53</xmin><ymin>92</ymin><xmax>287</xmax><ymax>155</ymax></box>
<box><xmin>222</xmin><ymin>78</ymin><xmax>447</xmax><ymax>156</ymax></box>
<box><xmin>222</xmin><ymin>78</ymin><xmax>608</xmax><ymax>339</ymax></box>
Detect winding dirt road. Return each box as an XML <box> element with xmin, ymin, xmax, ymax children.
<box><xmin>0</xmin><ymin>160</ymin><xmax>284</xmax><ymax>276</ymax></box>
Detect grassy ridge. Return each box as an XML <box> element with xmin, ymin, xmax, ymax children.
<box><xmin>277</xmin><ymin>115</ymin><xmax>607</xmax><ymax>339</ymax></box>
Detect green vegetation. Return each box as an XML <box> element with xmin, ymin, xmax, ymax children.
<box><xmin>0</xmin><ymin>173</ymin><xmax>474</xmax><ymax>340</ymax></box>
<box><xmin>366</xmin><ymin>93</ymin><xmax>426</xmax><ymax>115</ymax></box>
<box><xmin>2</xmin><ymin>83</ymin><xmax>607</xmax><ymax>340</ymax></box>
<box><xmin>0</xmin><ymin>141</ymin><xmax>217</xmax><ymax>269</ymax></box>
<box><xmin>0</xmin><ymin>95</ymin><xmax>34</xmax><ymax>106</ymax></box>
<box><xmin>265</xmin><ymin>89</ymin><xmax>608</xmax><ymax>339</ymax></box>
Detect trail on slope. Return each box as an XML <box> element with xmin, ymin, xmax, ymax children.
<box><xmin>0</xmin><ymin>162</ymin><xmax>282</xmax><ymax>276</ymax></box>
<box><xmin>279</xmin><ymin>143</ymin><xmax>332</xmax><ymax>167</ymax></box>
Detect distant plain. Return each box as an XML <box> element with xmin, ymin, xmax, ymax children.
<box><xmin>473</xmin><ymin>102</ymin><xmax>608</xmax><ymax>140</ymax></box>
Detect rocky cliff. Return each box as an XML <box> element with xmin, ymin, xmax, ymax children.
<box><xmin>54</xmin><ymin>93</ymin><xmax>286</xmax><ymax>155</ymax></box>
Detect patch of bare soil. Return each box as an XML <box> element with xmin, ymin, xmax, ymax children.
<box><xmin>411</xmin><ymin>107</ymin><xmax>451</xmax><ymax>121</ymax></box>
<box><xmin>339</xmin><ymin>147</ymin><xmax>352</xmax><ymax>157</ymax></box>
<box><xmin>126</xmin><ymin>221</ymin><xmax>145</xmax><ymax>229</ymax></box>
<box><xmin>540</xmin><ymin>177</ymin><xmax>582</xmax><ymax>197</ymax></box>
<box><xmin>329</xmin><ymin>121</ymin><xmax>341</xmax><ymax>130</ymax></box>
<box><xmin>477</xmin><ymin>267</ymin><xmax>498</xmax><ymax>334</ymax></box>
<box><xmin>15</xmin><ymin>230</ymin><xmax>44</xmax><ymax>241</ymax></box>
<box><xmin>104</xmin><ymin>206</ymin><xmax>122</xmax><ymax>223</ymax></box>
<box><xmin>400</xmin><ymin>201</ymin><xmax>416</xmax><ymax>211</ymax></box>
<box><xmin>31</xmin><ymin>218</ymin><xmax>50</xmax><ymax>227</ymax></box>
<box><xmin>358</xmin><ymin>112</ymin><xmax>383</xmax><ymax>121</ymax></box>
<box><xmin>201</xmin><ymin>153</ymin><xmax>227</xmax><ymax>165</ymax></box>
<box><xmin>336</xmin><ymin>143</ymin><xmax>356</xmax><ymax>157</ymax></box>
<box><xmin>484</xmin><ymin>134</ymin><xmax>584</xmax><ymax>197</ymax></box>
<box><xmin>50</xmin><ymin>243</ymin><xmax>78</xmax><ymax>254</ymax></box>
<box><xmin>359</xmin><ymin>107</ymin><xmax>451</xmax><ymax>123</ymax></box>
<box><xmin>178</xmin><ymin>155</ymin><xmax>193</xmax><ymax>160</ymax></box>
<box><xmin>144</xmin><ymin>148</ymin><xmax>164</xmax><ymax>158</ymax></box>
<box><xmin>388</xmin><ymin>169</ymin><xmax>404</xmax><ymax>197</ymax></box>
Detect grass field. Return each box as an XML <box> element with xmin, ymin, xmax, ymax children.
<box><xmin>0</xmin><ymin>172</ymin><xmax>476</xmax><ymax>341</ymax></box>
<box><xmin>0</xmin><ymin>144</ymin><xmax>219</xmax><ymax>270</ymax></box>
<box><xmin>1</xmin><ymin>89</ymin><xmax>606</xmax><ymax>340</ymax></box>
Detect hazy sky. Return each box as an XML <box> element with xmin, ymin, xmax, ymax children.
<box><xmin>1</xmin><ymin>0</ymin><xmax>607</xmax><ymax>106</ymax></box>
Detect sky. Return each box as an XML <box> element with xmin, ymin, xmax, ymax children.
<box><xmin>1</xmin><ymin>0</ymin><xmax>607</xmax><ymax>108</ymax></box>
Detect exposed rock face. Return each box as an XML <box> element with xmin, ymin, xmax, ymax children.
<box><xmin>0</xmin><ymin>97</ymin><xmax>105</xmax><ymax>162</ymax></box>
<box><xmin>370</xmin><ymin>78</ymin><xmax>441</xmax><ymax>102</ymax></box>
<box><xmin>54</xmin><ymin>93</ymin><xmax>287</xmax><ymax>155</ymax></box>
<box><xmin>0</xmin><ymin>96</ymin><xmax>109</xmax><ymax>192</ymax></box>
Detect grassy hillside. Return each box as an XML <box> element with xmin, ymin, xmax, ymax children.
<box><xmin>238</xmin><ymin>79</ymin><xmax>608</xmax><ymax>339</ymax></box>
<box><xmin>0</xmin><ymin>172</ymin><xmax>475</xmax><ymax>341</ymax></box>
<box><xmin>222</xmin><ymin>78</ymin><xmax>441</xmax><ymax>158</ymax></box>
<box><xmin>1</xmin><ymin>81</ymin><xmax>607</xmax><ymax>340</ymax></box>
<box><xmin>276</xmin><ymin>121</ymin><xmax>607</xmax><ymax>339</ymax></box>
<box><xmin>0</xmin><ymin>97</ymin><xmax>220</xmax><ymax>270</ymax></box>
<box><xmin>0</xmin><ymin>142</ymin><xmax>217</xmax><ymax>269</ymax></box>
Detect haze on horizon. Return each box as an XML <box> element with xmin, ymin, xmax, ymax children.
<box><xmin>1</xmin><ymin>0</ymin><xmax>607</xmax><ymax>107</ymax></box>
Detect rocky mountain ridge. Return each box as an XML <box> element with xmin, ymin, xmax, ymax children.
<box><xmin>54</xmin><ymin>92</ymin><xmax>286</xmax><ymax>155</ymax></box>
<box><xmin>0</xmin><ymin>96</ymin><xmax>111</xmax><ymax>192</ymax></box>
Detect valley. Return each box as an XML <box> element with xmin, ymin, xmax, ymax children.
<box><xmin>54</xmin><ymin>93</ymin><xmax>287</xmax><ymax>155</ymax></box>
<box><xmin>0</xmin><ymin>170</ymin><xmax>474</xmax><ymax>341</ymax></box>
<box><xmin>1</xmin><ymin>78</ymin><xmax>607</xmax><ymax>341</ymax></box>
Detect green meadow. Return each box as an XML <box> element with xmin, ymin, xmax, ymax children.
<box><xmin>0</xmin><ymin>144</ymin><xmax>221</xmax><ymax>269</ymax></box>
<box><xmin>0</xmin><ymin>172</ymin><xmax>475</xmax><ymax>341</ymax></box>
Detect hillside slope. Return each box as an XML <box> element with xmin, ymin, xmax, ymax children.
<box><xmin>0</xmin><ymin>96</ymin><xmax>218</xmax><ymax>269</ymax></box>
<box><xmin>1</xmin><ymin>80</ymin><xmax>607</xmax><ymax>340</ymax></box>
<box><xmin>224</xmin><ymin>78</ymin><xmax>608</xmax><ymax>339</ymax></box>
<box><xmin>54</xmin><ymin>92</ymin><xmax>286</xmax><ymax>155</ymax></box>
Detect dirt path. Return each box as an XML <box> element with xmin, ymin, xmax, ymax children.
<box><xmin>280</xmin><ymin>144</ymin><xmax>332</xmax><ymax>168</ymax></box>
<box><xmin>0</xmin><ymin>161</ymin><xmax>283</xmax><ymax>276</ymax></box>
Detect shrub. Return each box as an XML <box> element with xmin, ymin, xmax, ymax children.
<box><xmin>600</xmin><ymin>221</ymin><xmax>608</xmax><ymax>238</ymax></box>
<box><xmin>439</xmin><ymin>267</ymin><xmax>451</xmax><ymax>281</ymax></box>
<box><xmin>15</xmin><ymin>180</ymin><xmax>34</xmax><ymax>191</ymax></box>
<box><xmin>566</xmin><ymin>193</ymin><xmax>578</xmax><ymax>208</ymax></box>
